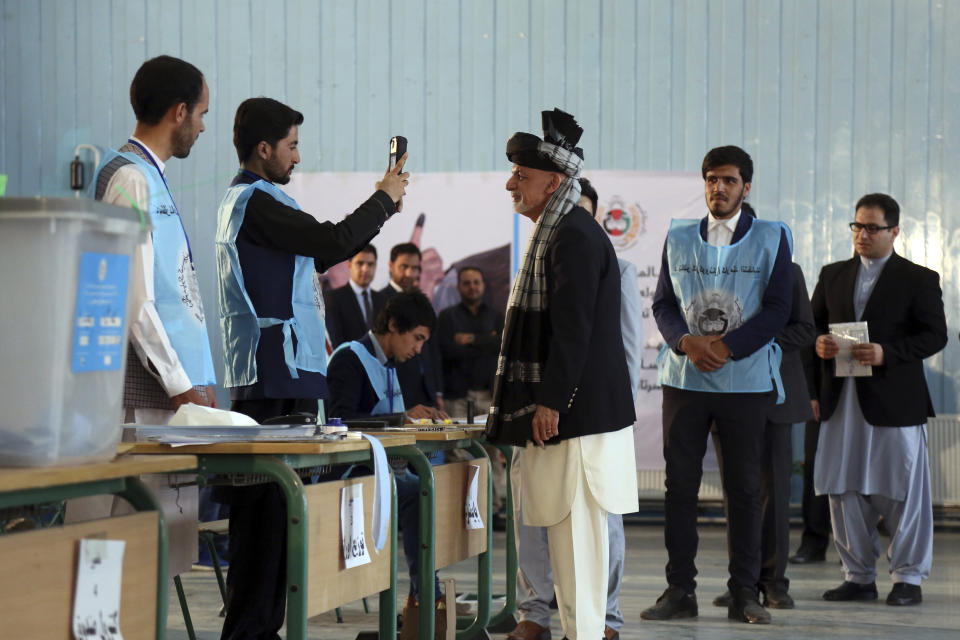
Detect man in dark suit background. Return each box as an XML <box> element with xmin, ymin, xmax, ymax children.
<box><xmin>324</xmin><ymin>244</ymin><xmax>385</xmax><ymax>347</ymax></box>
<box><xmin>645</xmin><ymin>145</ymin><xmax>794</xmax><ymax>625</ymax></box>
<box><xmin>789</xmin><ymin>346</ymin><xmax>832</xmax><ymax>564</ymax></box>
<box><xmin>812</xmin><ymin>193</ymin><xmax>946</xmax><ymax>606</ymax></box>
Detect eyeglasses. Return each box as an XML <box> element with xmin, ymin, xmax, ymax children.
<box><xmin>849</xmin><ymin>222</ymin><xmax>896</xmax><ymax>235</ymax></box>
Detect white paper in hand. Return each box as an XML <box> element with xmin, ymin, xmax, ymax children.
<box><xmin>829</xmin><ymin>321</ymin><xmax>872</xmax><ymax>377</ymax></box>
<box><xmin>72</xmin><ymin>539</ymin><xmax>126</xmax><ymax>640</ymax></box>
<box><xmin>465</xmin><ymin>464</ymin><xmax>484</xmax><ymax>530</ymax></box>
<box><xmin>341</xmin><ymin>483</ymin><xmax>371</xmax><ymax>568</ymax></box>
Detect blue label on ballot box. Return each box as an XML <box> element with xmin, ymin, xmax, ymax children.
<box><xmin>72</xmin><ymin>252</ymin><xmax>130</xmax><ymax>372</ymax></box>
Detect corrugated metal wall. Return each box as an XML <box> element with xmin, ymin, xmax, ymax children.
<box><xmin>2</xmin><ymin>0</ymin><xmax>958</xmax><ymax>409</ymax></box>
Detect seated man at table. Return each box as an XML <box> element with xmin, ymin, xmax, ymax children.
<box><xmin>327</xmin><ymin>291</ymin><xmax>446</xmax><ymax>637</ymax></box>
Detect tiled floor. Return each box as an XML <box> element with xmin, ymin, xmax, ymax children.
<box><xmin>168</xmin><ymin>523</ymin><xmax>960</xmax><ymax>639</ymax></box>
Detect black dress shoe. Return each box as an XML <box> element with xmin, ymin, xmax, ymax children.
<box><xmin>712</xmin><ymin>590</ymin><xmax>732</xmax><ymax>608</ymax></box>
<box><xmin>727</xmin><ymin>587</ymin><xmax>771</xmax><ymax>624</ymax></box>
<box><xmin>822</xmin><ymin>581</ymin><xmax>878</xmax><ymax>601</ymax></box>
<box><xmin>789</xmin><ymin>545</ymin><xmax>827</xmax><ymax>564</ymax></box>
<box><xmin>886</xmin><ymin>582</ymin><xmax>922</xmax><ymax>606</ymax></box>
<box><xmin>640</xmin><ymin>586</ymin><xmax>698</xmax><ymax>620</ymax></box>
<box><xmin>761</xmin><ymin>589</ymin><xmax>795</xmax><ymax>609</ymax></box>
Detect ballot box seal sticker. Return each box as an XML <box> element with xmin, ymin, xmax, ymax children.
<box><xmin>72</xmin><ymin>252</ymin><xmax>130</xmax><ymax>372</ymax></box>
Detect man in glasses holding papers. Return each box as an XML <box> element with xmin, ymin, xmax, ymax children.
<box><xmin>811</xmin><ymin>193</ymin><xmax>946</xmax><ymax>607</ymax></box>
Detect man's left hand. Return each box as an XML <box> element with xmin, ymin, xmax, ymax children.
<box><xmin>206</xmin><ymin>385</ymin><xmax>218</xmax><ymax>409</ymax></box>
<box><xmin>531</xmin><ymin>404</ymin><xmax>559</xmax><ymax>447</ymax></box>
<box><xmin>850</xmin><ymin>342</ymin><xmax>884</xmax><ymax>367</ymax></box>
<box><xmin>453</xmin><ymin>332</ymin><xmax>475</xmax><ymax>345</ymax></box>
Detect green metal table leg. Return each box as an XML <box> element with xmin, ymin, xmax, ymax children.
<box><xmin>199</xmin><ymin>456</ymin><xmax>309</xmax><ymax>639</ymax></box>
<box><xmin>486</xmin><ymin>444</ymin><xmax>518</xmax><ymax>628</ymax></box>
<box><xmin>119</xmin><ymin>476</ymin><xmax>169</xmax><ymax>640</ymax></box>
<box><xmin>254</xmin><ymin>457</ymin><xmax>310</xmax><ymax>640</ymax></box>
<box><xmin>391</xmin><ymin>445</ymin><xmax>435</xmax><ymax>640</ymax></box>
<box><xmin>455</xmin><ymin>441</ymin><xmax>493</xmax><ymax>639</ymax></box>
<box><xmin>200</xmin><ymin>531</ymin><xmax>228</xmax><ymax>605</ymax></box>
<box><xmin>379</xmin><ymin>473</ymin><xmax>399</xmax><ymax>640</ymax></box>
<box><xmin>173</xmin><ymin>575</ymin><xmax>196</xmax><ymax>640</ymax></box>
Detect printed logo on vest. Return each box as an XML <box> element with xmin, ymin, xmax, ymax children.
<box><xmin>598</xmin><ymin>196</ymin><xmax>646</xmax><ymax>251</ymax></box>
<box><xmin>684</xmin><ymin>289</ymin><xmax>743</xmax><ymax>336</ymax></box>
<box><xmin>176</xmin><ymin>251</ymin><xmax>205</xmax><ymax>323</ymax></box>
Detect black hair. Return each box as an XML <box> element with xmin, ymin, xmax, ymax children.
<box><xmin>351</xmin><ymin>244</ymin><xmax>377</xmax><ymax>260</ymax></box>
<box><xmin>233</xmin><ymin>97</ymin><xmax>304</xmax><ymax>164</ymax></box>
<box><xmin>372</xmin><ymin>291</ymin><xmax>436</xmax><ymax>334</ymax></box>
<box><xmin>457</xmin><ymin>266</ymin><xmax>485</xmax><ymax>283</ymax></box>
<box><xmin>390</xmin><ymin>242</ymin><xmax>421</xmax><ymax>262</ymax></box>
<box><xmin>855</xmin><ymin>193</ymin><xmax>900</xmax><ymax>227</ymax></box>
<box><xmin>129</xmin><ymin>55</ymin><xmax>204</xmax><ymax>126</ymax></box>
<box><xmin>578</xmin><ymin>177</ymin><xmax>598</xmax><ymax>214</ymax></box>
<box><xmin>701</xmin><ymin>145</ymin><xmax>754</xmax><ymax>184</ymax></box>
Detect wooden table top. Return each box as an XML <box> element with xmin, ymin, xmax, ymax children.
<box><xmin>357</xmin><ymin>426</ymin><xmax>486</xmax><ymax>441</ymax></box>
<box><xmin>0</xmin><ymin>454</ymin><xmax>198</xmax><ymax>493</ymax></box>
<box><xmin>126</xmin><ymin>433</ymin><xmax>416</xmax><ymax>455</ymax></box>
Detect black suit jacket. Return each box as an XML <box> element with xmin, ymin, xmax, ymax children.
<box><xmin>535</xmin><ymin>207</ymin><xmax>635</xmax><ymax>439</ymax></box>
<box><xmin>811</xmin><ymin>252</ymin><xmax>947</xmax><ymax>426</ymax></box>
<box><xmin>324</xmin><ymin>283</ymin><xmax>383</xmax><ymax>347</ymax></box>
<box><xmin>769</xmin><ymin>263</ymin><xmax>816</xmax><ymax>424</ymax></box>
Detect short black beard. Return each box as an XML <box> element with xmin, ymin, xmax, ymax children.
<box><xmin>709</xmin><ymin>195</ymin><xmax>744</xmax><ymax>219</ymax></box>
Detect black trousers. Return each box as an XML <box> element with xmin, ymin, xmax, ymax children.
<box><xmin>713</xmin><ymin>420</ymin><xmax>793</xmax><ymax>593</ymax></box>
<box><xmin>216</xmin><ymin>398</ymin><xmax>319</xmax><ymax>640</ymax></box>
<box><xmin>662</xmin><ymin>386</ymin><xmax>773</xmax><ymax>595</ymax></box>
<box><xmin>799</xmin><ymin>418</ymin><xmax>831</xmax><ymax>550</ymax></box>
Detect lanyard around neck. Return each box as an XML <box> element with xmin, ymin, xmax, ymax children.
<box><xmin>127</xmin><ymin>139</ymin><xmax>194</xmax><ymax>261</ymax></box>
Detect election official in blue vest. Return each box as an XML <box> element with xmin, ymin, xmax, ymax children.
<box><xmin>213</xmin><ymin>97</ymin><xmax>409</xmax><ymax>640</ymax></box>
<box><xmin>327</xmin><ymin>292</ymin><xmax>448</xmax><ymax>639</ymax></box>
<box><xmin>80</xmin><ymin>55</ymin><xmax>216</xmax><ymax>581</ymax></box>
<box><xmin>645</xmin><ymin>146</ymin><xmax>794</xmax><ymax>625</ymax></box>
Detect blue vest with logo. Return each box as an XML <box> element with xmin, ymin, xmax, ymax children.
<box><xmin>93</xmin><ymin>149</ymin><xmax>216</xmax><ymax>386</ymax></box>
<box><xmin>216</xmin><ymin>179</ymin><xmax>328</xmax><ymax>396</ymax></box>
<box><xmin>331</xmin><ymin>341</ymin><xmax>405</xmax><ymax>415</ymax></box>
<box><xmin>657</xmin><ymin>217</ymin><xmax>791</xmax><ymax>401</ymax></box>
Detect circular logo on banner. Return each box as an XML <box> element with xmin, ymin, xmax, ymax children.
<box><xmin>684</xmin><ymin>289</ymin><xmax>743</xmax><ymax>336</ymax></box>
<box><xmin>598</xmin><ymin>197</ymin><xmax>646</xmax><ymax>250</ymax></box>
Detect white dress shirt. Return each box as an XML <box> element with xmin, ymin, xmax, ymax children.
<box><xmin>706</xmin><ymin>209</ymin><xmax>742</xmax><ymax>247</ymax></box>
<box><xmin>101</xmin><ymin>136</ymin><xmax>193</xmax><ymax>397</ymax></box>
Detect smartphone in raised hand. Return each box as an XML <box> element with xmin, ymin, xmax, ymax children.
<box><xmin>389</xmin><ymin>136</ymin><xmax>407</xmax><ymax>170</ymax></box>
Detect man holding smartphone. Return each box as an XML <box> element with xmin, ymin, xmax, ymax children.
<box><xmin>214</xmin><ymin>97</ymin><xmax>408</xmax><ymax>639</ymax></box>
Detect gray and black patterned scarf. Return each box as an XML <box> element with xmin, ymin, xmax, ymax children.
<box><xmin>485</xmin><ymin>141</ymin><xmax>583</xmax><ymax>445</ymax></box>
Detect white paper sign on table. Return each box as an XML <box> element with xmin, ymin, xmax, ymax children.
<box><xmin>465</xmin><ymin>464</ymin><xmax>484</xmax><ymax>530</ymax></box>
<box><xmin>72</xmin><ymin>538</ymin><xmax>126</xmax><ymax>640</ymax></box>
<box><xmin>829</xmin><ymin>321</ymin><xmax>873</xmax><ymax>377</ymax></box>
<box><xmin>341</xmin><ymin>483</ymin><xmax>371</xmax><ymax>568</ymax></box>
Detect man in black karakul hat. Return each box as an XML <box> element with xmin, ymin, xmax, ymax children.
<box><xmin>485</xmin><ymin>109</ymin><xmax>639</xmax><ymax>640</ymax></box>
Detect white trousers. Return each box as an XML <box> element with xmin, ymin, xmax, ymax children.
<box><xmin>545</xmin><ymin>461</ymin><xmax>609</xmax><ymax>640</ymax></box>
